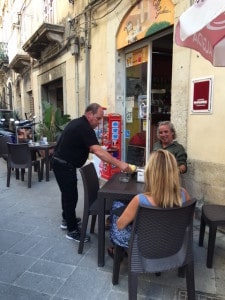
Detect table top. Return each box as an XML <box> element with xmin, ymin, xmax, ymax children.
<box><xmin>29</xmin><ymin>142</ymin><xmax>57</xmax><ymax>150</ymax></box>
<box><xmin>98</xmin><ymin>172</ymin><xmax>144</xmax><ymax>201</ymax></box>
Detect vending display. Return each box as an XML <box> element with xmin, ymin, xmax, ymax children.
<box><xmin>98</xmin><ymin>114</ymin><xmax>122</xmax><ymax>180</ymax></box>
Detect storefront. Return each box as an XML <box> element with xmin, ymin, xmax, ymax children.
<box><xmin>115</xmin><ymin>0</ymin><xmax>174</xmax><ymax>165</ymax></box>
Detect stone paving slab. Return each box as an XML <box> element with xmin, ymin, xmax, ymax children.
<box><xmin>0</xmin><ymin>158</ymin><xmax>225</xmax><ymax>299</ymax></box>
<box><xmin>177</xmin><ymin>289</ymin><xmax>225</xmax><ymax>300</ymax></box>
<box><xmin>0</xmin><ymin>282</ymin><xmax>50</xmax><ymax>300</ymax></box>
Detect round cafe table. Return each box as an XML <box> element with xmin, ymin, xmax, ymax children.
<box><xmin>29</xmin><ymin>142</ymin><xmax>56</xmax><ymax>181</ymax></box>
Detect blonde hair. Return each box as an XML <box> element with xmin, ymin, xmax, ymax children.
<box><xmin>144</xmin><ymin>149</ymin><xmax>182</xmax><ymax>207</ymax></box>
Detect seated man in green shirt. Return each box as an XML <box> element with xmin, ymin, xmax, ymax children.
<box><xmin>153</xmin><ymin>121</ymin><xmax>187</xmax><ymax>174</ymax></box>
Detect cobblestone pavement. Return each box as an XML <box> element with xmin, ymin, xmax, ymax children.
<box><xmin>0</xmin><ymin>158</ymin><xmax>225</xmax><ymax>300</ymax></box>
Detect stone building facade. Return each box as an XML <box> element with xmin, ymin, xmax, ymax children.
<box><xmin>0</xmin><ymin>0</ymin><xmax>224</xmax><ymax>205</ymax></box>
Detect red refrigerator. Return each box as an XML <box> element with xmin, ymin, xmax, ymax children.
<box><xmin>98</xmin><ymin>113</ymin><xmax>122</xmax><ymax>180</ymax></box>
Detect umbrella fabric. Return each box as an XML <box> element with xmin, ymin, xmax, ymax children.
<box><xmin>175</xmin><ymin>0</ymin><xmax>225</xmax><ymax>67</ymax></box>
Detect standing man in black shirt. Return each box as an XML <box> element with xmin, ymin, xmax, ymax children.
<box><xmin>52</xmin><ymin>103</ymin><xmax>131</xmax><ymax>242</ymax></box>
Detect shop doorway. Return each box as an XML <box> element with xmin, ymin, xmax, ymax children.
<box><xmin>125</xmin><ymin>33</ymin><xmax>173</xmax><ymax>166</ymax></box>
<box><xmin>151</xmin><ymin>33</ymin><xmax>173</xmax><ymax>148</ymax></box>
<box><xmin>41</xmin><ymin>78</ymin><xmax>63</xmax><ymax>115</ymax></box>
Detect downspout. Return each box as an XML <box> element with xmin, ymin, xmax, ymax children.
<box><xmin>83</xmin><ymin>0</ymin><xmax>112</xmax><ymax>106</ymax></box>
<box><xmin>75</xmin><ymin>52</ymin><xmax>79</xmax><ymax>116</ymax></box>
<box><xmin>84</xmin><ymin>11</ymin><xmax>91</xmax><ymax>107</ymax></box>
<box><xmin>71</xmin><ymin>37</ymin><xmax>80</xmax><ymax>116</ymax></box>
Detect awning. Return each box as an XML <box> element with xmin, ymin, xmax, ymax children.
<box><xmin>175</xmin><ymin>0</ymin><xmax>225</xmax><ymax>67</ymax></box>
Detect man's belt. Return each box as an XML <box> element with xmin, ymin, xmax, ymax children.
<box><xmin>53</xmin><ymin>156</ymin><xmax>68</xmax><ymax>164</ymax></box>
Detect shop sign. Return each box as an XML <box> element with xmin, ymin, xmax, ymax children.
<box><xmin>116</xmin><ymin>0</ymin><xmax>174</xmax><ymax>50</ymax></box>
<box><xmin>191</xmin><ymin>76</ymin><xmax>213</xmax><ymax>113</ymax></box>
<box><xmin>126</xmin><ymin>47</ymin><xmax>148</xmax><ymax>67</ymax></box>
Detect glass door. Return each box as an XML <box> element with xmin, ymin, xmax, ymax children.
<box><xmin>122</xmin><ymin>33</ymin><xmax>173</xmax><ymax>166</ymax></box>
<box><xmin>124</xmin><ymin>46</ymin><xmax>149</xmax><ymax>167</ymax></box>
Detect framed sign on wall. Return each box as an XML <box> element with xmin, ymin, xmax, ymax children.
<box><xmin>190</xmin><ymin>76</ymin><xmax>213</xmax><ymax>114</ymax></box>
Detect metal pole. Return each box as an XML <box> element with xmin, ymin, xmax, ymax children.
<box><xmin>84</xmin><ymin>11</ymin><xmax>91</xmax><ymax>107</ymax></box>
<box><xmin>75</xmin><ymin>55</ymin><xmax>80</xmax><ymax>116</ymax></box>
<box><xmin>14</xmin><ymin>120</ymin><xmax>19</xmax><ymax>143</ymax></box>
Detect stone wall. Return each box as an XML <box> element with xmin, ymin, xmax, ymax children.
<box><xmin>183</xmin><ymin>159</ymin><xmax>225</xmax><ymax>205</ymax></box>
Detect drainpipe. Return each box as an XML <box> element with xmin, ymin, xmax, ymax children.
<box><xmin>71</xmin><ymin>37</ymin><xmax>80</xmax><ymax>116</ymax></box>
<box><xmin>84</xmin><ymin>11</ymin><xmax>91</xmax><ymax>107</ymax></box>
<box><xmin>83</xmin><ymin>0</ymin><xmax>109</xmax><ymax>107</ymax></box>
<box><xmin>75</xmin><ymin>53</ymin><xmax>79</xmax><ymax>116</ymax></box>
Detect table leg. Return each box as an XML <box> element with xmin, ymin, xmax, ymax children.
<box><xmin>45</xmin><ymin>149</ymin><xmax>49</xmax><ymax>181</ymax></box>
<box><xmin>98</xmin><ymin>197</ymin><xmax>106</xmax><ymax>267</ymax></box>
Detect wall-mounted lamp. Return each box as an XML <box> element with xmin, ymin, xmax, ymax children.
<box><xmin>68</xmin><ymin>18</ymin><xmax>74</xmax><ymax>26</ymax></box>
<box><xmin>68</xmin><ymin>17</ymin><xmax>78</xmax><ymax>31</ymax></box>
<box><xmin>70</xmin><ymin>37</ymin><xmax>80</xmax><ymax>56</ymax></box>
<box><xmin>79</xmin><ymin>36</ymin><xmax>85</xmax><ymax>48</ymax></box>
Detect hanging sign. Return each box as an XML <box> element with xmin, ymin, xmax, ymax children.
<box><xmin>191</xmin><ymin>76</ymin><xmax>213</xmax><ymax>113</ymax></box>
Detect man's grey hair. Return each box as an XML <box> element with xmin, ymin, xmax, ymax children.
<box><xmin>157</xmin><ymin>121</ymin><xmax>177</xmax><ymax>139</ymax></box>
<box><xmin>85</xmin><ymin>103</ymin><xmax>102</xmax><ymax>114</ymax></box>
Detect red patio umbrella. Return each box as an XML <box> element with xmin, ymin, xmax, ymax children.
<box><xmin>175</xmin><ymin>0</ymin><xmax>225</xmax><ymax>67</ymax></box>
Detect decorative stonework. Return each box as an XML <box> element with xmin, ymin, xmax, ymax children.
<box><xmin>38</xmin><ymin>63</ymin><xmax>65</xmax><ymax>85</ymax></box>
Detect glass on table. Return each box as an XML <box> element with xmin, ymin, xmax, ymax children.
<box><xmin>119</xmin><ymin>172</ymin><xmax>131</xmax><ymax>182</ymax></box>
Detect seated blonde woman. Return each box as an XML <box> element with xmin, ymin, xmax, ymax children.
<box><xmin>108</xmin><ymin>149</ymin><xmax>190</xmax><ymax>258</ymax></box>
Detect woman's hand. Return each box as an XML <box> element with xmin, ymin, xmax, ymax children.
<box><xmin>179</xmin><ymin>164</ymin><xmax>186</xmax><ymax>174</ymax></box>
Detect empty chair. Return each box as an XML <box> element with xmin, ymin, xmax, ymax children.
<box><xmin>0</xmin><ymin>136</ymin><xmax>21</xmax><ymax>179</ymax></box>
<box><xmin>78</xmin><ymin>162</ymin><xmax>109</xmax><ymax>254</ymax></box>
<box><xmin>0</xmin><ymin>135</ymin><xmax>10</xmax><ymax>161</ymax></box>
<box><xmin>199</xmin><ymin>204</ymin><xmax>225</xmax><ymax>268</ymax></box>
<box><xmin>7</xmin><ymin>142</ymin><xmax>42</xmax><ymax>188</ymax></box>
<box><xmin>112</xmin><ymin>199</ymin><xmax>196</xmax><ymax>300</ymax></box>
<box><xmin>78</xmin><ymin>162</ymin><xmax>99</xmax><ymax>254</ymax></box>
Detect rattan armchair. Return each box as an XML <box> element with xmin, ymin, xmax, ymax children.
<box><xmin>0</xmin><ymin>135</ymin><xmax>9</xmax><ymax>161</ymax></box>
<box><xmin>112</xmin><ymin>199</ymin><xmax>197</xmax><ymax>300</ymax></box>
<box><xmin>7</xmin><ymin>142</ymin><xmax>42</xmax><ymax>188</ymax></box>
<box><xmin>199</xmin><ymin>204</ymin><xmax>225</xmax><ymax>268</ymax></box>
<box><xmin>78</xmin><ymin>162</ymin><xmax>100</xmax><ymax>254</ymax></box>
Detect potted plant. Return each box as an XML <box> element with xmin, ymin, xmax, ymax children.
<box><xmin>36</xmin><ymin>101</ymin><xmax>71</xmax><ymax>143</ymax></box>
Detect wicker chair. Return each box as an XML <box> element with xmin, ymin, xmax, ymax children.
<box><xmin>198</xmin><ymin>204</ymin><xmax>225</xmax><ymax>268</ymax></box>
<box><xmin>0</xmin><ymin>135</ymin><xmax>9</xmax><ymax>161</ymax></box>
<box><xmin>112</xmin><ymin>199</ymin><xmax>197</xmax><ymax>300</ymax></box>
<box><xmin>0</xmin><ymin>136</ymin><xmax>21</xmax><ymax>179</ymax></box>
<box><xmin>78</xmin><ymin>162</ymin><xmax>109</xmax><ymax>254</ymax></box>
<box><xmin>7</xmin><ymin>142</ymin><xmax>42</xmax><ymax>188</ymax></box>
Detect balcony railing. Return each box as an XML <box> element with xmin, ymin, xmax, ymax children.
<box><xmin>0</xmin><ymin>43</ymin><xmax>9</xmax><ymax>63</ymax></box>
